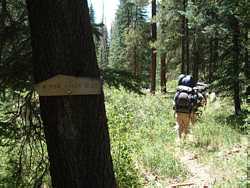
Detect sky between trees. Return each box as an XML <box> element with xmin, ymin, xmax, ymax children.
<box><xmin>89</xmin><ymin>0</ymin><xmax>119</xmax><ymax>32</ymax></box>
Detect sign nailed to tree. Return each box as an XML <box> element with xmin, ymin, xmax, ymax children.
<box><xmin>35</xmin><ymin>75</ymin><xmax>101</xmax><ymax>96</ymax></box>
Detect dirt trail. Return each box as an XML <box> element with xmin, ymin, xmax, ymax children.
<box><xmin>170</xmin><ymin>140</ymin><xmax>248</xmax><ymax>188</ymax></box>
<box><xmin>141</xmin><ymin>143</ymin><xmax>246</xmax><ymax>187</ymax></box>
<box><xmin>174</xmin><ymin>149</ymin><xmax>217</xmax><ymax>187</ymax></box>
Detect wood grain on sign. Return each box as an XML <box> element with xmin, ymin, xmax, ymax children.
<box><xmin>35</xmin><ymin>75</ymin><xmax>101</xmax><ymax>96</ymax></box>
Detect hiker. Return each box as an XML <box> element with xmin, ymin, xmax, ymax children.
<box><xmin>174</xmin><ymin>75</ymin><xmax>211</xmax><ymax>138</ymax></box>
<box><xmin>174</xmin><ymin>75</ymin><xmax>196</xmax><ymax>138</ymax></box>
<box><xmin>195</xmin><ymin>82</ymin><xmax>209</xmax><ymax>107</ymax></box>
<box><xmin>190</xmin><ymin>92</ymin><xmax>203</xmax><ymax>125</ymax></box>
<box><xmin>190</xmin><ymin>82</ymin><xmax>208</xmax><ymax>125</ymax></box>
<box><xmin>190</xmin><ymin>83</ymin><xmax>209</xmax><ymax>125</ymax></box>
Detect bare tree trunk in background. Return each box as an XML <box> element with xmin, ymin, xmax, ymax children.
<box><xmin>244</xmin><ymin>27</ymin><xmax>249</xmax><ymax>79</ymax></box>
<box><xmin>133</xmin><ymin>46</ymin><xmax>138</xmax><ymax>77</ymax></box>
<box><xmin>231</xmin><ymin>16</ymin><xmax>241</xmax><ymax>115</ymax></box>
<box><xmin>0</xmin><ymin>0</ymin><xmax>8</xmax><ymax>100</ymax></box>
<box><xmin>192</xmin><ymin>35</ymin><xmax>200</xmax><ymax>83</ymax></box>
<box><xmin>181</xmin><ymin>0</ymin><xmax>189</xmax><ymax>74</ymax></box>
<box><xmin>208</xmin><ymin>38</ymin><xmax>213</xmax><ymax>83</ymax></box>
<box><xmin>26</xmin><ymin>0</ymin><xmax>116</xmax><ymax>187</ymax></box>
<box><xmin>0</xmin><ymin>0</ymin><xmax>7</xmax><ymax>66</ymax></box>
<box><xmin>181</xmin><ymin>0</ymin><xmax>186</xmax><ymax>74</ymax></box>
<box><xmin>213</xmin><ymin>35</ymin><xmax>219</xmax><ymax>71</ymax></box>
<box><xmin>185</xmin><ymin>16</ymin><xmax>190</xmax><ymax>74</ymax></box>
<box><xmin>150</xmin><ymin>0</ymin><xmax>157</xmax><ymax>94</ymax></box>
<box><xmin>160</xmin><ymin>53</ymin><xmax>166</xmax><ymax>93</ymax></box>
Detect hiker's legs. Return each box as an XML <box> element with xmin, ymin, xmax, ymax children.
<box><xmin>176</xmin><ymin>113</ymin><xmax>183</xmax><ymax>138</ymax></box>
<box><xmin>190</xmin><ymin>111</ymin><xmax>197</xmax><ymax>126</ymax></box>
<box><xmin>182</xmin><ymin>113</ymin><xmax>190</xmax><ymax>137</ymax></box>
<box><xmin>176</xmin><ymin>113</ymin><xmax>190</xmax><ymax>139</ymax></box>
<box><xmin>176</xmin><ymin>114</ymin><xmax>182</xmax><ymax>138</ymax></box>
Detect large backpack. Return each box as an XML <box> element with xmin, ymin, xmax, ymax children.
<box><xmin>174</xmin><ymin>86</ymin><xmax>193</xmax><ymax>113</ymax></box>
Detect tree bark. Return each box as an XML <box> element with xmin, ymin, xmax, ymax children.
<box><xmin>181</xmin><ymin>0</ymin><xmax>186</xmax><ymax>74</ymax></box>
<box><xmin>185</xmin><ymin>17</ymin><xmax>190</xmax><ymax>74</ymax></box>
<box><xmin>208</xmin><ymin>38</ymin><xmax>213</xmax><ymax>83</ymax></box>
<box><xmin>192</xmin><ymin>35</ymin><xmax>200</xmax><ymax>83</ymax></box>
<box><xmin>180</xmin><ymin>0</ymin><xmax>189</xmax><ymax>74</ymax></box>
<box><xmin>0</xmin><ymin>0</ymin><xmax>7</xmax><ymax>66</ymax></box>
<box><xmin>133</xmin><ymin>46</ymin><xmax>138</xmax><ymax>77</ymax></box>
<box><xmin>160</xmin><ymin>53</ymin><xmax>166</xmax><ymax>93</ymax></box>
<box><xmin>244</xmin><ymin>27</ymin><xmax>249</xmax><ymax>79</ymax></box>
<box><xmin>26</xmin><ymin>0</ymin><xmax>116</xmax><ymax>187</ymax></box>
<box><xmin>213</xmin><ymin>35</ymin><xmax>219</xmax><ymax>73</ymax></box>
<box><xmin>231</xmin><ymin>16</ymin><xmax>241</xmax><ymax>115</ymax></box>
<box><xmin>150</xmin><ymin>0</ymin><xmax>157</xmax><ymax>94</ymax></box>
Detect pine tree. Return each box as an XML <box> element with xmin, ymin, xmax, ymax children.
<box><xmin>109</xmin><ymin>0</ymin><xmax>150</xmax><ymax>77</ymax></box>
<box><xmin>150</xmin><ymin>0</ymin><xmax>157</xmax><ymax>94</ymax></box>
<box><xmin>26</xmin><ymin>0</ymin><xmax>116</xmax><ymax>186</ymax></box>
<box><xmin>97</xmin><ymin>23</ymin><xmax>109</xmax><ymax>69</ymax></box>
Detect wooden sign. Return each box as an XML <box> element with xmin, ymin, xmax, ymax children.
<box><xmin>35</xmin><ymin>75</ymin><xmax>101</xmax><ymax>96</ymax></box>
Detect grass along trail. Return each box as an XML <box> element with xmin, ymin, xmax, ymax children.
<box><xmin>167</xmin><ymin>97</ymin><xmax>248</xmax><ymax>187</ymax></box>
<box><xmin>104</xmin><ymin>86</ymin><xmax>248</xmax><ymax>187</ymax></box>
<box><xmin>170</xmin><ymin>138</ymin><xmax>248</xmax><ymax>187</ymax></box>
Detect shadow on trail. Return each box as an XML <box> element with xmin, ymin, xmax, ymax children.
<box><xmin>101</xmin><ymin>68</ymin><xmax>148</xmax><ymax>95</ymax></box>
<box><xmin>214</xmin><ymin>109</ymin><xmax>249</xmax><ymax>134</ymax></box>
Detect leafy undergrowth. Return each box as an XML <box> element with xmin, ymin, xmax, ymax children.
<box><xmin>105</xmin><ymin>85</ymin><xmax>248</xmax><ymax>187</ymax></box>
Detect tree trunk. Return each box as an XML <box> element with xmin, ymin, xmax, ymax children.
<box><xmin>150</xmin><ymin>0</ymin><xmax>157</xmax><ymax>94</ymax></box>
<box><xmin>231</xmin><ymin>16</ymin><xmax>241</xmax><ymax>115</ymax></box>
<box><xmin>180</xmin><ymin>0</ymin><xmax>189</xmax><ymax>74</ymax></box>
<box><xmin>133</xmin><ymin>46</ymin><xmax>138</xmax><ymax>77</ymax></box>
<box><xmin>181</xmin><ymin>0</ymin><xmax>186</xmax><ymax>74</ymax></box>
<box><xmin>185</xmin><ymin>17</ymin><xmax>190</xmax><ymax>74</ymax></box>
<box><xmin>0</xmin><ymin>0</ymin><xmax>7</xmax><ymax>65</ymax></box>
<box><xmin>214</xmin><ymin>35</ymin><xmax>219</xmax><ymax>79</ymax></box>
<box><xmin>208</xmin><ymin>38</ymin><xmax>213</xmax><ymax>83</ymax></box>
<box><xmin>192</xmin><ymin>35</ymin><xmax>200</xmax><ymax>83</ymax></box>
<box><xmin>160</xmin><ymin>53</ymin><xmax>166</xmax><ymax>93</ymax></box>
<box><xmin>26</xmin><ymin>0</ymin><xmax>116</xmax><ymax>187</ymax></box>
<box><xmin>244</xmin><ymin>27</ymin><xmax>249</xmax><ymax>79</ymax></box>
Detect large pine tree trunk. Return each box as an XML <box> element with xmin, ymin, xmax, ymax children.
<box><xmin>231</xmin><ymin>16</ymin><xmax>241</xmax><ymax>115</ymax></box>
<box><xmin>160</xmin><ymin>53</ymin><xmax>166</xmax><ymax>93</ymax></box>
<box><xmin>150</xmin><ymin>0</ymin><xmax>157</xmax><ymax>94</ymax></box>
<box><xmin>26</xmin><ymin>0</ymin><xmax>116</xmax><ymax>187</ymax></box>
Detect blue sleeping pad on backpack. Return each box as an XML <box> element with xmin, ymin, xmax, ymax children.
<box><xmin>180</xmin><ymin>75</ymin><xmax>195</xmax><ymax>87</ymax></box>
